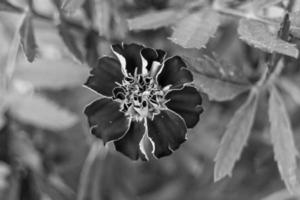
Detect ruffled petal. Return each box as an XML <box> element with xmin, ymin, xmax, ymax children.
<box><xmin>166</xmin><ymin>86</ymin><xmax>203</xmax><ymax>128</ymax></box>
<box><xmin>85</xmin><ymin>57</ymin><xmax>123</xmax><ymax>97</ymax></box>
<box><xmin>147</xmin><ymin>110</ymin><xmax>187</xmax><ymax>158</ymax></box>
<box><xmin>114</xmin><ymin>120</ymin><xmax>147</xmax><ymax>161</ymax></box>
<box><xmin>112</xmin><ymin>43</ymin><xmax>144</xmax><ymax>76</ymax></box>
<box><xmin>141</xmin><ymin>48</ymin><xmax>166</xmax><ymax>72</ymax></box>
<box><xmin>157</xmin><ymin>56</ymin><xmax>193</xmax><ymax>89</ymax></box>
<box><xmin>84</xmin><ymin>98</ymin><xmax>130</xmax><ymax>143</ymax></box>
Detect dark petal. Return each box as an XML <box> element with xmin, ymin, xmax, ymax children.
<box><xmin>158</xmin><ymin>56</ymin><xmax>193</xmax><ymax>89</ymax></box>
<box><xmin>157</xmin><ymin>49</ymin><xmax>166</xmax><ymax>61</ymax></box>
<box><xmin>141</xmin><ymin>48</ymin><xmax>166</xmax><ymax>72</ymax></box>
<box><xmin>84</xmin><ymin>98</ymin><xmax>130</xmax><ymax>143</ymax></box>
<box><xmin>166</xmin><ymin>86</ymin><xmax>203</xmax><ymax>128</ymax></box>
<box><xmin>114</xmin><ymin>120</ymin><xmax>147</xmax><ymax>161</ymax></box>
<box><xmin>147</xmin><ymin>110</ymin><xmax>187</xmax><ymax>158</ymax></box>
<box><xmin>112</xmin><ymin>43</ymin><xmax>144</xmax><ymax>75</ymax></box>
<box><xmin>85</xmin><ymin>57</ymin><xmax>123</xmax><ymax>97</ymax></box>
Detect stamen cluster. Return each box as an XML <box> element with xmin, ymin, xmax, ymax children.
<box><xmin>113</xmin><ymin>74</ymin><xmax>166</xmax><ymax>121</ymax></box>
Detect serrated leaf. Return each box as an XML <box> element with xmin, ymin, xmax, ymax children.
<box><xmin>14</xmin><ymin>58</ymin><xmax>89</xmax><ymax>89</ymax></box>
<box><xmin>57</xmin><ymin>20</ymin><xmax>84</xmax><ymax>62</ymax></box>
<box><xmin>238</xmin><ymin>19</ymin><xmax>299</xmax><ymax>58</ymax></box>
<box><xmin>0</xmin><ymin>1</ymin><xmax>23</xmax><ymax>13</ymax></box>
<box><xmin>128</xmin><ymin>9</ymin><xmax>185</xmax><ymax>31</ymax></box>
<box><xmin>214</xmin><ymin>90</ymin><xmax>258</xmax><ymax>181</ymax></box>
<box><xmin>19</xmin><ymin>13</ymin><xmax>37</xmax><ymax>62</ymax></box>
<box><xmin>169</xmin><ymin>9</ymin><xmax>220</xmax><ymax>49</ymax></box>
<box><xmin>8</xmin><ymin>94</ymin><xmax>78</xmax><ymax>130</ymax></box>
<box><xmin>184</xmin><ymin>55</ymin><xmax>251</xmax><ymax>101</ymax></box>
<box><xmin>61</xmin><ymin>0</ymin><xmax>85</xmax><ymax>12</ymax></box>
<box><xmin>268</xmin><ymin>85</ymin><xmax>299</xmax><ymax>193</ymax></box>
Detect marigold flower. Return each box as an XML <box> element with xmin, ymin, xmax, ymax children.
<box><xmin>84</xmin><ymin>43</ymin><xmax>203</xmax><ymax>160</ymax></box>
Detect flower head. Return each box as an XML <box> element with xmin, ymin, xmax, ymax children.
<box><xmin>84</xmin><ymin>43</ymin><xmax>203</xmax><ymax>160</ymax></box>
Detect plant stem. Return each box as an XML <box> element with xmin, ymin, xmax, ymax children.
<box><xmin>76</xmin><ymin>141</ymin><xmax>105</xmax><ymax>200</ymax></box>
<box><xmin>213</xmin><ymin>4</ymin><xmax>277</xmax><ymax>26</ymax></box>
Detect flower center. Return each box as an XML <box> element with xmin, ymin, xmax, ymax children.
<box><xmin>113</xmin><ymin>74</ymin><xmax>167</xmax><ymax>121</ymax></box>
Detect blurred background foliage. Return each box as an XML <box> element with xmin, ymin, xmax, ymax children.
<box><xmin>0</xmin><ymin>0</ymin><xmax>300</xmax><ymax>200</ymax></box>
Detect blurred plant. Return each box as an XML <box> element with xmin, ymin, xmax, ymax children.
<box><xmin>0</xmin><ymin>0</ymin><xmax>300</xmax><ymax>200</ymax></box>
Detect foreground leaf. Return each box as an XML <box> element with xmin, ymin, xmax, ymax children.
<box><xmin>268</xmin><ymin>85</ymin><xmax>299</xmax><ymax>193</ymax></box>
<box><xmin>128</xmin><ymin>9</ymin><xmax>185</xmax><ymax>31</ymax></box>
<box><xmin>14</xmin><ymin>58</ymin><xmax>89</xmax><ymax>89</ymax></box>
<box><xmin>238</xmin><ymin>19</ymin><xmax>299</xmax><ymax>58</ymax></box>
<box><xmin>169</xmin><ymin>9</ymin><xmax>220</xmax><ymax>49</ymax></box>
<box><xmin>214</xmin><ymin>90</ymin><xmax>258</xmax><ymax>181</ymax></box>
<box><xmin>184</xmin><ymin>55</ymin><xmax>250</xmax><ymax>101</ymax></box>
<box><xmin>61</xmin><ymin>0</ymin><xmax>85</xmax><ymax>12</ymax></box>
<box><xmin>9</xmin><ymin>94</ymin><xmax>78</xmax><ymax>130</ymax></box>
<box><xmin>57</xmin><ymin>19</ymin><xmax>84</xmax><ymax>62</ymax></box>
<box><xmin>0</xmin><ymin>1</ymin><xmax>23</xmax><ymax>13</ymax></box>
<box><xmin>19</xmin><ymin>13</ymin><xmax>37</xmax><ymax>62</ymax></box>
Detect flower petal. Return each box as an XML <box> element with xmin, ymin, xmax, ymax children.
<box><xmin>112</xmin><ymin>43</ymin><xmax>144</xmax><ymax>76</ymax></box>
<box><xmin>166</xmin><ymin>86</ymin><xmax>203</xmax><ymax>128</ymax></box>
<box><xmin>85</xmin><ymin>57</ymin><xmax>123</xmax><ymax>97</ymax></box>
<box><xmin>84</xmin><ymin>98</ymin><xmax>130</xmax><ymax>143</ymax></box>
<box><xmin>147</xmin><ymin>110</ymin><xmax>187</xmax><ymax>158</ymax></box>
<box><xmin>158</xmin><ymin>56</ymin><xmax>193</xmax><ymax>89</ymax></box>
<box><xmin>114</xmin><ymin>120</ymin><xmax>147</xmax><ymax>161</ymax></box>
<box><xmin>141</xmin><ymin>48</ymin><xmax>166</xmax><ymax>72</ymax></box>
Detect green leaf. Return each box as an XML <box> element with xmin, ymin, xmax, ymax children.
<box><xmin>251</xmin><ymin>0</ymin><xmax>283</xmax><ymax>10</ymax></box>
<box><xmin>268</xmin><ymin>85</ymin><xmax>299</xmax><ymax>194</ymax></box>
<box><xmin>19</xmin><ymin>13</ymin><xmax>37</xmax><ymax>62</ymax></box>
<box><xmin>277</xmin><ymin>78</ymin><xmax>300</xmax><ymax>105</ymax></box>
<box><xmin>214</xmin><ymin>90</ymin><xmax>258</xmax><ymax>181</ymax></box>
<box><xmin>128</xmin><ymin>9</ymin><xmax>186</xmax><ymax>31</ymax></box>
<box><xmin>57</xmin><ymin>19</ymin><xmax>84</xmax><ymax>62</ymax></box>
<box><xmin>12</xmin><ymin>131</ymin><xmax>42</xmax><ymax>171</ymax></box>
<box><xmin>61</xmin><ymin>0</ymin><xmax>85</xmax><ymax>12</ymax></box>
<box><xmin>238</xmin><ymin>19</ymin><xmax>299</xmax><ymax>58</ymax></box>
<box><xmin>93</xmin><ymin>0</ymin><xmax>111</xmax><ymax>38</ymax></box>
<box><xmin>169</xmin><ymin>9</ymin><xmax>220</xmax><ymax>49</ymax></box>
<box><xmin>8</xmin><ymin>94</ymin><xmax>78</xmax><ymax>131</ymax></box>
<box><xmin>0</xmin><ymin>90</ymin><xmax>9</xmax><ymax>129</ymax></box>
<box><xmin>184</xmin><ymin>55</ymin><xmax>251</xmax><ymax>101</ymax></box>
<box><xmin>85</xmin><ymin>30</ymin><xmax>99</xmax><ymax>68</ymax></box>
<box><xmin>262</xmin><ymin>187</ymin><xmax>300</xmax><ymax>200</ymax></box>
<box><xmin>0</xmin><ymin>1</ymin><xmax>23</xmax><ymax>13</ymax></box>
<box><xmin>290</xmin><ymin>11</ymin><xmax>300</xmax><ymax>38</ymax></box>
<box><xmin>14</xmin><ymin>58</ymin><xmax>89</xmax><ymax>89</ymax></box>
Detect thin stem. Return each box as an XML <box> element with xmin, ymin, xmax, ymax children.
<box><xmin>267</xmin><ymin>59</ymin><xmax>284</xmax><ymax>85</ymax></box>
<box><xmin>213</xmin><ymin>4</ymin><xmax>277</xmax><ymax>26</ymax></box>
<box><xmin>76</xmin><ymin>141</ymin><xmax>105</xmax><ymax>200</ymax></box>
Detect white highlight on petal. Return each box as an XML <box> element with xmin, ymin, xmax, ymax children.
<box><xmin>140</xmin><ymin>52</ymin><xmax>149</xmax><ymax>76</ymax></box>
<box><xmin>150</xmin><ymin>61</ymin><xmax>162</xmax><ymax>78</ymax></box>
<box><xmin>111</xmin><ymin>45</ymin><xmax>128</xmax><ymax>76</ymax></box>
